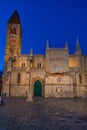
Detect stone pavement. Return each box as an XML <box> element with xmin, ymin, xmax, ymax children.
<box><xmin>0</xmin><ymin>97</ymin><xmax>87</xmax><ymax>130</ymax></box>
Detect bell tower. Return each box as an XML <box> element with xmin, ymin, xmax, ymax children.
<box><xmin>4</xmin><ymin>10</ymin><xmax>22</xmax><ymax>63</ymax></box>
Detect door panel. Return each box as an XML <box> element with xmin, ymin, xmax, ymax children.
<box><xmin>34</xmin><ymin>80</ymin><xmax>42</xmax><ymax>96</ymax></box>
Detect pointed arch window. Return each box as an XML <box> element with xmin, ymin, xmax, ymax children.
<box><xmin>17</xmin><ymin>73</ymin><xmax>21</xmax><ymax>83</ymax></box>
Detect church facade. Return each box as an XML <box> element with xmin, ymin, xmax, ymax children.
<box><xmin>2</xmin><ymin>11</ymin><xmax>87</xmax><ymax>98</ymax></box>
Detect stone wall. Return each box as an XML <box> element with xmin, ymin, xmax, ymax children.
<box><xmin>45</xmin><ymin>74</ymin><xmax>74</xmax><ymax>97</ymax></box>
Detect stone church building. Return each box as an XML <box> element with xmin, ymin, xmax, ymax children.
<box><xmin>2</xmin><ymin>10</ymin><xmax>87</xmax><ymax>99</ymax></box>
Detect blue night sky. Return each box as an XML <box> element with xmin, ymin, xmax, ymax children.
<box><xmin>0</xmin><ymin>0</ymin><xmax>87</xmax><ymax>71</ymax></box>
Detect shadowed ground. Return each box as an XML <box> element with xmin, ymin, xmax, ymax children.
<box><xmin>0</xmin><ymin>97</ymin><xmax>87</xmax><ymax>130</ymax></box>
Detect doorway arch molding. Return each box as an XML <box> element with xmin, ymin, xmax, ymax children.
<box><xmin>32</xmin><ymin>77</ymin><xmax>44</xmax><ymax>96</ymax></box>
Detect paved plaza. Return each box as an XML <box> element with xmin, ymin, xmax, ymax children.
<box><xmin>0</xmin><ymin>97</ymin><xmax>87</xmax><ymax>130</ymax></box>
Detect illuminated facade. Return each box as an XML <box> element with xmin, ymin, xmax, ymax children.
<box><xmin>2</xmin><ymin>11</ymin><xmax>87</xmax><ymax>98</ymax></box>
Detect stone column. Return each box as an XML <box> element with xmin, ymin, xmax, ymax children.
<box><xmin>26</xmin><ymin>54</ymin><xmax>33</xmax><ymax>102</ymax></box>
<box><xmin>26</xmin><ymin>72</ymin><xmax>33</xmax><ymax>102</ymax></box>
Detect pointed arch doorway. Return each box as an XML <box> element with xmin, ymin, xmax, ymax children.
<box><xmin>34</xmin><ymin>80</ymin><xmax>42</xmax><ymax>96</ymax></box>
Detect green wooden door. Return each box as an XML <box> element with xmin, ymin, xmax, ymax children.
<box><xmin>34</xmin><ymin>80</ymin><xmax>42</xmax><ymax>96</ymax></box>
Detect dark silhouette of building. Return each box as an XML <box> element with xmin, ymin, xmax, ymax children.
<box><xmin>0</xmin><ymin>71</ymin><xmax>3</xmax><ymax>96</ymax></box>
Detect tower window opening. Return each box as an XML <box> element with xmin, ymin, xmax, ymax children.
<box><xmin>21</xmin><ymin>63</ymin><xmax>26</xmax><ymax>67</ymax></box>
<box><xmin>37</xmin><ymin>63</ymin><xmax>41</xmax><ymax>68</ymax></box>
<box><xmin>14</xmin><ymin>28</ymin><xmax>16</xmax><ymax>34</ymax></box>
<box><xmin>10</xmin><ymin>28</ymin><xmax>16</xmax><ymax>34</ymax></box>
<box><xmin>10</xmin><ymin>28</ymin><xmax>13</xmax><ymax>34</ymax></box>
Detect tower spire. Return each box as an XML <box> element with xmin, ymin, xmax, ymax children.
<box><xmin>8</xmin><ymin>10</ymin><xmax>21</xmax><ymax>24</ymax></box>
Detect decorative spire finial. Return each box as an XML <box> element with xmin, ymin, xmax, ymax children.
<box><xmin>76</xmin><ymin>37</ymin><xmax>80</xmax><ymax>50</ymax></box>
<box><xmin>65</xmin><ymin>40</ymin><xmax>68</xmax><ymax>50</ymax></box>
<box><xmin>30</xmin><ymin>48</ymin><xmax>33</xmax><ymax>56</ymax></box>
<box><xmin>46</xmin><ymin>40</ymin><xmax>49</xmax><ymax>49</ymax></box>
<box><xmin>75</xmin><ymin>37</ymin><xmax>82</xmax><ymax>55</ymax></box>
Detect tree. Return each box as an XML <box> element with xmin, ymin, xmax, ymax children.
<box><xmin>0</xmin><ymin>71</ymin><xmax>3</xmax><ymax>96</ymax></box>
<box><xmin>0</xmin><ymin>71</ymin><xmax>3</xmax><ymax>78</ymax></box>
